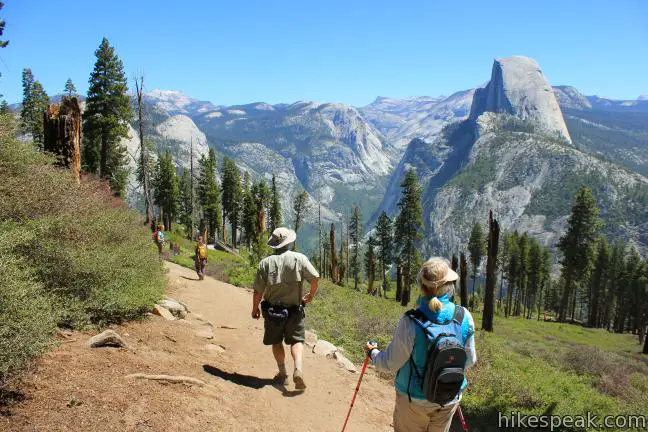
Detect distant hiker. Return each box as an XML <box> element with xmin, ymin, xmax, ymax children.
<box><xmin>153</xmin><ymin>224</ymin><xmax>165</xmax><ymax>255</ymax></box>
<box><xmin>195</xmin><ymin>236</ymin><xmax>208</xmax><ymax>280</ymax></box>
<box><xmin>364</xmin><ymin>257</ymin><xmax>477</xmax><ymax>432</ymax></box>
<box><xmin>252</xmin><ymin>227</ymin><xmax>320</xmax><ymax>390</ymax></box>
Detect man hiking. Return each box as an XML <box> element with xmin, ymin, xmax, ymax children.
<box><xmin>194</xmin><ymin>235</ymin><xmax>208</xmax><ymax>280</ymax></box>
<box><xmin>251</xmin><ymin>227</ymin><xmax>319</xmax><ymax>390</ymax></box>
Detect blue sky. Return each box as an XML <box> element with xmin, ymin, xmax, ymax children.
<box><xmin>1</xmin><ymin>0</ymin><xmax>647</xmax><ymax>106</ymax></box>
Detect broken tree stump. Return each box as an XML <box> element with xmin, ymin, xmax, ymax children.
<box><xmin>43</xmin><ymin>97</ymin><xmax>81</xmax><ymax>183</ymax></box>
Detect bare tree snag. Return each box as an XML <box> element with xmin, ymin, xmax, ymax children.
<box><xmin>482</xmin><ymin>210</ymin><xmax>500</xmax><ymax>332</ymax></box>
<box><xmin>134</xmin><ymin>75</ymin><xmax>153</xmax><ymax>224</ymax></box>
<box><xmin>43</xmin><ymin>97</ymin><xmax>81</xmax><ymax>183</ymax></box>
<box><xmin>460</xmin><ymin>253</ymin><xmax>468</xmax><ymax>307</ymax></box>
<box><xmin>330</xmin><ymin>223</ymin><xmax>339</xmax><ymax>283</ymax></box>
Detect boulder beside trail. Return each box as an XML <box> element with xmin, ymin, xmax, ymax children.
<box><xmin>313</xmin><ymin>339</ymin><xmax>337</xmax><ymax>357</ymax></box>
<box><xmin>305</xmin><ymin>330</ymin><xmax>318</xmax><ymax>348</ymax></box>
<box><xmin>334</xmin><ymin>352</ymin><xmax>357</xmax><ymax>373</ymax></box>
<box><xmin>157</xmin><ymin>298</ymin><xmax>187</xmax><ymax>319</ymax></box>
<box><xmin>152</xmin><ymin>304</ymin><xmax>176</xmax><ymax>321</ymax></box>
<box><xmin>88</xmin><ymin>330</ymin><xmax>128</xmax><ymax>349</ymax></box>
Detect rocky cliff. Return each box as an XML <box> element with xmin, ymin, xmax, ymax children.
<box><xmin>469</xmin><ymin>56</ymin><xmax>571</xmax><ymax>142</ymax></box>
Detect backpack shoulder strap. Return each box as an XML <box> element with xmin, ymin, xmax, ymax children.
<box><xmin>452</xmin><ymin>305</ymin><xmax>465</xmax><ymax>324</ymax></box>
<box><xmin>405</xmin><ymin>309</ymin><xmax>433</xmax><ymax>331</ymax></box>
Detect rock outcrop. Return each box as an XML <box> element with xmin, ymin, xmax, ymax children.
<box><xmin>88</xmin><ymin>330</ymin><xmax>128</xmax><ymax>349</ymax></box>
<box><xmin>470</xmin><ymin>56</ymin><xmax>571</xmax><ymax>142</ymax></box>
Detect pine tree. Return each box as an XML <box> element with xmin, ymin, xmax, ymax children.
<box><xmin>152</xmin><ymin>152</ymin><xmax>179</xmax><ymax>231</ymax></box>
<box><xmin>515</xmin><ymin>233</ymin><xmax>530</xmax><ymax>316</ymax></box>
<box><xmin>242</xmin><ymin>177</ymin><xmax>257</xmax><ymax>248</ymax></box>
<box><xmin>558</xmin><ymin>187</ymin><xmax>602</xmax><ymax>322</ymax></box>
<box><xmin>64</xmin><ymin>78</ymin><xmax>77</xmax><ymax>97</ymax></box>
<box><xmin>292</xmin><ymin>190</ymin><xmax>309</xmax><ymax>251</ymax></box>
<box><xmin>198</xmin><ymin>149</ymin><xmax>221</xmax><ymax>243</ymax></box>
<box><xmin>394</xmin><ymin>169</ymin><xmax>423</xmax><ymax>306</ymax></box>
<box><xmin>221</xmin><ymin>156</ymin><xmax>242</xmax><ymax>247</ymax></box>
<box><xmin>20</xmin><ymin>68</ymin><xmax>49</xmax><ymax>148</ymax></box>
<box><xmin>505</xmin><ymin>232</ymin><xmax>520</xmax><ymax>317</ymax></box>
<box><xmin>268</xmin><ymin>174</ymin><xmax>282</xmax><ymax>232</ymax></box>
<box><xmin>468</xmin><ymin>222</ymin><xmax>487</xmax><ymax>308</ymax></box>
<box><xmin>537</xmin><ymin>247</ymin><xmax>552</xmax><ymax>321</ymax></box>
<box><xmin>0</xmin><ymin>100</ymin><xmax>9</xmax><ymax>114</ymax></box>
<box><xmin>375</xmin><ymin>211</ymin><xmax>393</xmax><ymax>298</ymax></box>
<box><xmin>349</xmin><ymin>204</ymin><xmax>363</xmax><ymax>291</ymax></box>
<box><xmin>365</xmin><ymin>235</ymin><xmax>377</xmax><ymax>295</ymax></box>
<box><xmin>587</xmin><ymin>237</ymin><xmax>610</xmax><ymax>328</ymax></box>
<box><xmin>82</xmin><ymin>38</ymin><xmax>131</xmax><ymax>195</ymax></box>
<box><xmin>526</xmin><ymin>239</ymin><xmax>542</xmax><ymax>319</ymax></box>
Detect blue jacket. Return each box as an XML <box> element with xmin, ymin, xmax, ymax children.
<box><xmin>394</xmin><ymin>295</ymin><xmax>474</xmax><ymax>401</ymax></box>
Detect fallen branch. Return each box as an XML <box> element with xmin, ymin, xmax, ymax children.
<box><xmin>126</xmin><ymin>373</ymin><xmax>205</xmax><ymax>386</ymax></box>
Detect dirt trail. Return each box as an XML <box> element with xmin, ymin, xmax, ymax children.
<box><xmin>5</xmin><ymin>262</ymin><xmax>395</xmax><ymax>432</ymax></box>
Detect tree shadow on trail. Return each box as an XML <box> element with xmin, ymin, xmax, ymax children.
<box><xmin>180</xmin><ymin>275</ymin><xmax>200</xmax><ymax>281</ymax></box>
<box><xmin>202</xmin><ymin>365</ymin><xmax>304</xmax><ymax>397</ymax></box>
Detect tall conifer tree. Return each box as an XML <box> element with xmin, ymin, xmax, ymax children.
<box><xmin>221</xmin><ymin>156</ymin><xmax>242</xmax><ymax>247</ymax></box>
<box><xmin>558</xmin><ymin>187</ymin><xmax>602</xmax><ymax>322</ymax></box>
<box><xmin>376</xmin><ymin>211</ymin><xmax>393</xmax><ymax>298</ymax></box>
<box><xmin>20</xmin><ymin>68</ymin><xmax>49</xmax><ymax>148</ymax></box>
<box><xmin>268</xmin><ymin>174</ymin><xmax>282</xmax><ymax>231</ymax></box>
<box><xmin>292</xmin><ymin>190</ymin><xmax>310</xmax><ymax>251</ymax></box>
<box><xmin>468</xmin><ymin>222</ymin><xmax>487</xmax><ymax>308</ymax></box>
<box><xmin>394</xmin><ymin>169</ymin><xmax>423</xmax><ymax>306</ymax></box>
<box><xmin>349</xmin><ymin>204</ymin><xmax>363</xmax><ymax>291</ymax></box>
<box><xmin>197</xmin><ymin>150</ymin><xmax>221</xmax><ymax>243</ymax></box>
<box><xmin>153</xmin><ymin>152</ymin><xmax>179</xmax><ymax>231</ymax></box>
<box><xmin>82</xmin><ymin>38</ymin><xmax>131</xmax><ymax>195</ymax></box>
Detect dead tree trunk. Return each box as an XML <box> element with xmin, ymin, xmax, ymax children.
<box><xmin>482</xmin><ymin>210</ymin><xmax>500</xmax><ymax>332</ymax></box>
<box><xmin>330</xmin><ymin>223</ymin><xmax>339</xmax><ymax>284</ymax></box>
<box><xmin>43</xmin><ymin>97</ymin><xmax>81</xmax><ymax>183</ymax></box>
<box><xmin>460</xmin><ymin>253</ymin><xmax>469</xmax><ymax>307</ymax></box>
<box><xmin>134</xmin><ymin>75</ymin><xmax>153</xmax><ymax>224</ymax></box>
<box><xmin>395</xmin><ymin>265</ymin><xmax>403</xmax><ymax>302</ymax></box>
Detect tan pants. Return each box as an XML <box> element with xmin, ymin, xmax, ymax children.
<box><xmin>393</xmin><ymin>391</ymin><xmax>458</xmax><ymax>432</ymax></box>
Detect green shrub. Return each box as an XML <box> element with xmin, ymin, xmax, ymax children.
<box><xmin>0</xmin><ymin>114</ymin><xmax>165</xmax><ymax>388</ymax></box>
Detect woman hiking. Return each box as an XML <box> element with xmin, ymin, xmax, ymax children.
<box><xmin>153</xmin><ymin>224</ymin><xmax>165</xmax><ymax>255</ymax></box>
<box><xmin>365</xmin><ymin>257</ymin><xmax>477</xmax><ymax>432</ymax></box>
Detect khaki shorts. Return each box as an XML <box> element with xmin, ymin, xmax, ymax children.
<box><xmin>262</xmin><ymin>309</ymin><xmax>305</xmax><ymax>346</ymax></box>
<box><xmin>393</xmin><ymin>391</ymin><xmax>458</xmax><ymax>432</ymax></box>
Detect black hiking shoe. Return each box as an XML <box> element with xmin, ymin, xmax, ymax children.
<box><xmin>273</xmin><ymin>372</ymin><xmax>289</xmax><ymax>386</ymax></box>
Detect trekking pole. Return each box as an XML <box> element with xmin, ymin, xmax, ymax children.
<box><xmin>455</xmin><ymin>405</ymin><xmax>469</xmax><ymax>432</ymax></box>
<box><xmin>341</xmin><ymin>349</ymin><xmax>372</xmax><ymax>432</ymax></box>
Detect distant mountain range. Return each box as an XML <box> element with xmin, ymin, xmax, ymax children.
<box><xmin>15</xmin><ymin>60</ymin><xmax>648</xmax><ymax>254</ymax></box>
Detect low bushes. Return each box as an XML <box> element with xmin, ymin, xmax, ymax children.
<box><xmin>0</xmin><ymin>114</ymin><xmax>165</xmax><ymax>389</ymax></box>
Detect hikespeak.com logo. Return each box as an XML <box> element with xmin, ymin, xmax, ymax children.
<box><xmin>499</xmin><ymin>411</ymin><xmax>647</xmax><ymax>430</ymax></box>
